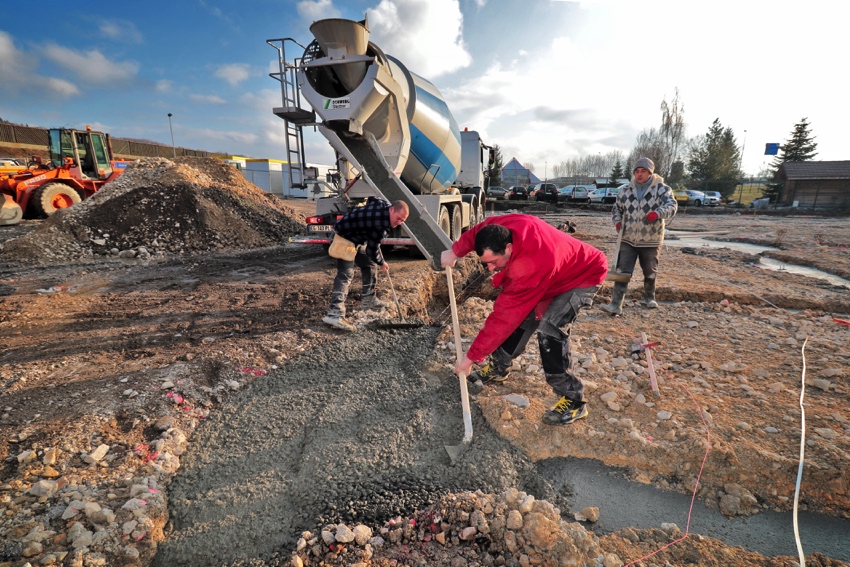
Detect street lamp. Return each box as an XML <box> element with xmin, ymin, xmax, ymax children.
<box><xmin>167</xmin><ymin>113</ymin><xmax>176</xmax><ymax>158</ymax></box>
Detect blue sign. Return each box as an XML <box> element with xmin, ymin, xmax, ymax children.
<box><xmin>765</xmin><ymin>143</ymin><xmax>780</xmax><ymax>155</ymax></box>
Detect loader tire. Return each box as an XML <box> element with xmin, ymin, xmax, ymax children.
<box><xmin>438</xmin><ymin>205</ymin><xmax>451</xmax><ymax>237</ymax></box>
<box><xmin>450</xmin><ymin>206</ymin><xmax>462</xmax><ymax>241</ymax></box>
<box><xmin>32</xmin><ymin>183</ymin><xmax>82</xmax><ymax>217</ymax></box>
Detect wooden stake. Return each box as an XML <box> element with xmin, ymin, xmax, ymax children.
<box><xmin>641</xmin><ymin>332</ymin><xmax>661</xmax><ymax>397</ymax></box>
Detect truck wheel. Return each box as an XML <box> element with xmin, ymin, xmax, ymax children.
<box><xmin>32</xmin><ymin>183</ymin><xmax>82</xmax><ymax>217</ymax></box>
<box><xmin>438</xmin><ymin>206</ymin><xmax>451</xmax><ymax>237</ymax></box>
<box><xmin>475</xmin><ymin>200</ymin><xmax>485</xmax><ymax>224</ymax></box>
<box><xmin>450</xmin><ymin>206</ymin><xmax>462</xmax><ymax>241</ymax></box>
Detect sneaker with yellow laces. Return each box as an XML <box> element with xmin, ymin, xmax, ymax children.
<box><xmin>468</xmin><ymin>362</ymin><xmax>510</xmax><ymax>384</ymax></box>
<box><xmin>542</xmin><ymin>396</ymin><xmax>588</xmax><ymax>425</ymax></box>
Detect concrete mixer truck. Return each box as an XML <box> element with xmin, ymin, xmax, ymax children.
<box><xmin>267</xmin><ymin>16</ymin><xmax>493</xmax><ymax>270</ymax></box>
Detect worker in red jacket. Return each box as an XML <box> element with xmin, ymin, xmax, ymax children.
<box><xmin>441</xmin><ymin>214</ymin><xmax>607</xmax><ymax>425</ymax></box>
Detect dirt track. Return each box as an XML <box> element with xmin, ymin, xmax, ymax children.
<box><xmin>1</xmin><ymin>162</ymin><xmax>849</xmax><ymax>567</ymax></box>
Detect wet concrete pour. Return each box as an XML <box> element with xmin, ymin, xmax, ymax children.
<box><xmin>154</xmin><ymin>325</ymin><xmax>557</xmax><ymax>566</ymax></box>
<box><xmin>538</xmin><ymin>457</ymin><xmax>850</xmax><ymax>562</ymax></box>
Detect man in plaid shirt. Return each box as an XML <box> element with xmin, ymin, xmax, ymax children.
<box><xmin>323</xmin><ymin>196</ymin><xmax>409</xmax><ymax>331</ymax></box>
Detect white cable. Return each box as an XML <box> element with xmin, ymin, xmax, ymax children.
<box><xmin>793</xmin><ymin>337</ymin><xmax>809</xmax><ymax>567</ymax></box>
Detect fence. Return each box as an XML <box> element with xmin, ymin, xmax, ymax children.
<box><xmin>0</xmin><ymin>123</ymin><xmax>219</xmax><ymax>159</ymax></box>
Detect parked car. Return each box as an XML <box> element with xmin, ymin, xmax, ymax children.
<box><xmin>588</xmin><ymin>186</ymin><xmax>622</xmax><ymax>204</ymax></box>
<box><xmin>557</xmin><ymin>185</ymin><xmax>592</xmax><ymax>203</ymax></box>
<box><xmin>507</xmin><ymin>186</ymin><xmax>528</xmax><ymax>200</ymax></box>
<box><xmin>486</xmin><ymin>186</ymin><xmax>507</xmax><ymax>200</ymax></box>
<box><xmin>0</xmin><ymin>157</ymin><xmax>26</xmax><ymax>176</ymax></box>
<box><xmin>702</xmin><ymin>191</ymin><xmax>722</xmax><ymax>206</ymax></box>
<box><xmin>529</xmin><ymin>182</ymin><xmax>559</xmax><ymax>203</ymax></box>
<box><xmin>682</xmin><ymin>189</ymin><xmax>706</xmax><ymax>206</ymax></box>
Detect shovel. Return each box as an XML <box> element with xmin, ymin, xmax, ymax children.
<box><xmin>605</xmin><ymin>223</ymin><xmax>631</xmax><ymax>283</ymax></box>
<box><xmin>367</xmin><ymin>270</ymin><xmax>426</xmax><ymax>330</ymax></box>
<box><xmin>444</xmin><ymin>266</ymin><xmax>473</xmax><ymax>464</ymax></box>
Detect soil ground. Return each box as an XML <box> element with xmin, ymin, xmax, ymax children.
<box><xmin>1</xmin><ymin>162</ymin><xmax>848</xmax><ymax>567</ymax></box>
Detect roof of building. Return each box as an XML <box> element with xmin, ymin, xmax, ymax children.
<box><xmin>779</xmin><ymin>161</ymin><xmax>850</xmax><ymax>180</ymax></box>
<box><xmin>502</xmin><ymin>157</ymin><xmax>541</xmax><ymax>183</ymax></box>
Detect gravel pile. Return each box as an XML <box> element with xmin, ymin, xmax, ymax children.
<box><xmin>0</xmin><ymin>157</ymin><xmax>305</xmax><ymax>264</ymax></box>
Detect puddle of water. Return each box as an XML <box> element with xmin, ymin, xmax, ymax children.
<box><xmin>538</xmin><ymin>457</ymin><xmax>850</xmax><ymax>562</ymax></box>
<box><xmin>665</xmin><ymin>231</ymin><xmax>850</xmax><ymax>289</ymax></box>
<box><xmin>758</xmin><ymin>257</ymin><xmax>850</xmax><ymax>289</ymax></box>
<box><xmin>665</xmin><ymin>231</ymin><xmax>777</xmax><ymax>254</ymax></box>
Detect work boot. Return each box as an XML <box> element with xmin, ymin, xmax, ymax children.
<box><xmin>643</xmin><ymin>278</ymin><xmax>658</xmax><ymax>309</ymax></box>
<box><xmin>361</xmin><ymin>295</ymin><xmax>388</xmax><ymax>311</ymax></box>
<box><xmin>468</xmin><ymin>362</ymin><xmax>511</xmax><ymax>384</ymax></box>
<box><xmin>542</xmin><ymin>396</ymin><xmax>588</xmax><ymax>425</ymax></box>
<box><xmin>600</xmin><ymin>281</ymin><xmax>628</xmax><ymax>315</ymax></box>
<box><xmin>322</xmin><ymin>315</ymin><xmax>356</xmax><ymax>332</ymax></box>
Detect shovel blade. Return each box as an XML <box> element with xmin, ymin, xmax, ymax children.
<box><xmin>445</xmin><ymin>441</ymin><xmax>470</xmax><ymax>465</ymax></box>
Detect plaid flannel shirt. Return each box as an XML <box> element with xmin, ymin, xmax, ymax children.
<box><xmin>334</xmin><ymin>196</ymin><xmax>392</xmax><ymax>265</ymax></box>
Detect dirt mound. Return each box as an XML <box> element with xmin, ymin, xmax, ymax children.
<box><xmin>0</xmin><ymin>157</ymin><xmax>305</xmax><ymax>264</ymax></box>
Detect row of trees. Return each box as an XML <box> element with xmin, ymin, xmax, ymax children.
<box><xmin>486</xmin><ymin>96</ymin><xmax>818</xmax><ymax>203</ymax></box>
<box><xmin>622</xmin><ymin>90</ymin><xmax>819</xmax><ymax>201</ymax></box>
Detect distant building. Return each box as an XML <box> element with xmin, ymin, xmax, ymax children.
<box><xmin>502</xmin><ymin>157</ymin><xmax>541</xmax><ymax>186</ymax></box>
<box><xmin>220</xmin><ymin>157</ymin><xmax>336</xmax><ymax>198</ymax></box>
<box><xmin>777</xmin><ymin>161</ymin><xmax>850</xmax><ymax>208</ymax></box>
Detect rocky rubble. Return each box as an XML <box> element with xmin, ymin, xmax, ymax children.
<box><xmin>228</xmin><ymin>489</ymin><xmax>618</xmax><ymax>567</ymax></box>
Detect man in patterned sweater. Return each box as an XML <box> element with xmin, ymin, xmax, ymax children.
<box><xmin>323</xmin><ymin>196</ymin><xmax>409</xmax><ymax>331</ymax></box>
<box><xmin>601</xmin><ymin>157</ymin><xmax>677</xmax><ymax>315</ymax></box>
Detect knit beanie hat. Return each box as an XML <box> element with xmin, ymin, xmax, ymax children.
<box><xmin>633</xmin><ymin>157</ymin><xmax>654</xmax><ymax>174</ymax></box>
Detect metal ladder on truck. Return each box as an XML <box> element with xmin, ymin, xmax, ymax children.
<box><xmin>267</xmin><ymin>38</ymin><xmax>315</xmax><ymax>196</ymax></box>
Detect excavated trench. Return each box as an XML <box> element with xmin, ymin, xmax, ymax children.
<box><xmin>154</xmin><ymin>253</ymin><xmax>850</xmax><ymax>566</ymax></box>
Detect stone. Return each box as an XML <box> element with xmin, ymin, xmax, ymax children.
<box><xmin>506</xmin><ymin>509</ymin><xmax>523</xmax><ymax>530</ymax></box>
<box><xmin>84</xmin><ymin>444</ymin><xmax>110</xmax><ymax>464</ymax></box>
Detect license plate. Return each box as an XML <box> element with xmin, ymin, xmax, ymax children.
<box><xmin>308</xmin><ymin>225</ymin><xmax>333</xmax><ymax>232</ymax></box>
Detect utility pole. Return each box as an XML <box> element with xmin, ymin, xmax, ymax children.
<box><xmin>168</xmin><ymin>113</ymin><xmax>176</xmax><ymax>158</ymax></box>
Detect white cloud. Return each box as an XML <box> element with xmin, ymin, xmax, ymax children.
<box><xmin>99</xmin><ymin>20</ymin><xmax>143</xmax><ymax>44</ymax></box>
<box><xmin>41</xmin><ymin>44</ymin><xmax>139</xmax><ymax>85</ymax></box>
<box><xmin>0</xmin><ymin>31</ymin><xmax>79</xmax><ymax>98</ymax></box>
<box><xmin>215</xmin><ymin>64</ymin><xmax>252</xmax><ymax>87</ymax></box>
<box><xmin>155</xmin><ymin>80</ymin><xmax>173</xmax><ymax>93</ymax></box>
<box><xmin>297</xmin><ymin>0</ymin><xmax>341</xmax><ymax>21</ymax></box>
<box><xmin>189</xmin><ymin>94</ymin><xmax>227</xmax><ymax>104</ymax></box>
<box><xmin>367</xmin><ymin>0</ymin><xmax>471</xmax><ymax>77</ymax></box>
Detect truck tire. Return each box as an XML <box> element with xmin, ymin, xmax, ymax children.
<box><xmin>32</xmin><ymin>183</ymin><xmax>82</xmax><ymax>217</ymax></box>
<box><xmin>475</xmin><ymin>200</ymin><xmax>485</xmax><ymax>225</ymax></box>
<box><xmin>438</xmin><ymin>206</ymin><xmax>451</xmax><ymax>237</ymax></box>
<box><xmin>450</xmin><ymin>206</ymin><xmax>462</xmax><ymax>241</ymax></box>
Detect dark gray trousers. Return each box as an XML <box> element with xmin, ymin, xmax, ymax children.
<box><xmin>490</xmin><ymin>286</ymin><xmax>598</xmax><ymax>401</ymax></box>
<box><xmin>615</xmin><ymin>243</ymin><xmax>660</xmax><ymax>281</ymax></box>
<box><xmin>327</xmin><ymin>246</ymin><xmax>376</xmax><ymax>318</ymax></box>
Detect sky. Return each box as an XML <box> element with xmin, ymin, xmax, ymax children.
<box><xmin>1</xmin><ymin>0</ymin><xmax>844</xmax><ymax>178</ymax></box>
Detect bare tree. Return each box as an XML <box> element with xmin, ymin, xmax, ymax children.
<box><xmin>630</xmin><ymin>89</ymin><xmax>687</xmax><ymax>179</ymax></box>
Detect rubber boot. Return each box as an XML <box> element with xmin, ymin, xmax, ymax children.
<box><xmin>600</xmin><ymin>281</ymin><xmax>628</xmax><ymax>315</ymax></box>
<box><xmin>643</xmin><ymin>278</ymin><xmax>658</xmax><ymax>309</ymax></box>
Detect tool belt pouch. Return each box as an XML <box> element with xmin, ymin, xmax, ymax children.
<box><xmin>328</xmin><ymin>234</ymin><xmax>357</xmax><ymax>261</ymax></box>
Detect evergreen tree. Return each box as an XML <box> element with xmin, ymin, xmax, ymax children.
<box><xmin>687</xmin><ymin>118</ymin><xmax>742</xmax><ymax>198</ymax></box>
<box><xmin>608</xmin><ymin>161</ymin><xmax>625</xmax><ymax>187</ymax></box>
<box><xmin>486</xmin><ymin>144</ymin><xmax>504</xmax><ymax>187</ymax></box>
<box><xmin>764</xmin><ymin>117</ymin><xmax>818</xmax><ymax>201</ymax></box>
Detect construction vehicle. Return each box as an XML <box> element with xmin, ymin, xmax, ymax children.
<box><xmin>268</xmin><ymin>16</ymin><xmax>492</xmax><ymax>269</ymax></box>
<box><xmin>0</xmin><ymin>127</ymin><xmax>129</xmax><ymax>226</ymax></box>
